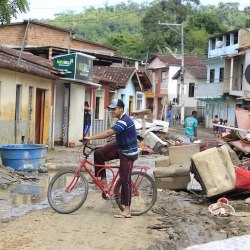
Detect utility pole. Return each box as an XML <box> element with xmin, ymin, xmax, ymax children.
<box><xmin>158</xmin><ymin>22</ymin><xmax>185</xmax><ymax>124</ymax></box>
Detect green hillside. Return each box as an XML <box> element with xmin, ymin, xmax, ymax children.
<box><xmin>41</xmin><ymin>1</ymin><xmax>249</xmax><ymax>60</ymax></box>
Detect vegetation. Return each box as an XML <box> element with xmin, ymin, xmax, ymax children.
<box><xmin>42</xmin><ymin>1</ymin><xmax>249</xmax><ymax>59</ymax></box>
<box><xmin>0</xmin><ymin>0</ymin><xmax>29</xmax><ymax>24</ymax></box>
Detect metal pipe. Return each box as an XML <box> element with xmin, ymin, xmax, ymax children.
<box><xmin>213</xmin><ymin>123</ymin><xmax>249</xmax><ymax>133</ymax></box>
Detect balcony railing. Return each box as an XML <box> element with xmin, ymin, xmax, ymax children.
<box><xmin>195</xmin><ymin>82</ymin><xmax>223</xmax><ymax>99</ymax></box>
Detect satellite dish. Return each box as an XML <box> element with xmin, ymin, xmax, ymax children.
<box><xmin>216</xmin><ymin>41</ymin><xmax>223</xmax><ymax>48</ymax></box>
<box><xmin>245</xmin><ymin>64</ymin><xmax>250</xmax><ymax>84</ymax></box>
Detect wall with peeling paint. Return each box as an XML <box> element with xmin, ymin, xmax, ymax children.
<box><xmin>0</xmin><ymin>68</ymin><xmax>51</xmax><ymax>145</ymax></box>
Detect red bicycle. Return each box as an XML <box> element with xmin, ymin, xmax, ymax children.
<box><xmin>47</xmin><ymin>143</ymin><xmax>157</xmax><ymax>216</ymax></box>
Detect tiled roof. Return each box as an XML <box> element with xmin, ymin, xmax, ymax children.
<box><xmin>186</xmin><ymin>65</ymin><xmax>207</xmax><ymax>79</ymax></box>
<box><xmin>149</xmin><ymin>54</ymin><xmax>206</xmax><ymax>67</ymax></box>
<box><xmin>93</xmin><ymin>66</ymin><xmax>136</xmax><ymax>88</ymax></box>
<box><xmin>0</xmin><ymin>46</ymin><xmax>52</xmax><ymax>68</ymax></box>
<box><xmin>172</xmin><ymin>65</ymin><xmax>207</xmax><ymax>80</ymax></box>
<box><xmin>0</xmin><ymin>46</ymin><xmax>58</xmax><ymax>79</ymax></box>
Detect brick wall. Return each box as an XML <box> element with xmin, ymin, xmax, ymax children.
<box><xmin>0</xmin><ymin>22</ymin><xmax>115</xmax><ymax>55</ymax></box>
<box><xmin>0</xmin><ymin>24</ymin><xmax>26</xmax><ymax>46</ymax></box>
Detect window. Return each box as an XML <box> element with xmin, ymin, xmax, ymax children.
<box><xmin>136</xmin><ymin>92</ymin><xmax>143</xmax><ymax>110</ymax></box>
<box><xmin>95</xmin><ymin>97</ymin><xmax>100</xmax><ymax>119</ymax></box>
<box><xmin>161</xmin><ymin>71</ymin><xmax>167</xmax><ymax>83</ymax></box>
<box><xmin>210</xmin><ymin>69</ymin><xmax>215</xmax><ymax>83</ymax></box>
<box><xmin>233</xmin><ymin>32</ymin><xmax>238</xmax><ymax>44</ymax></box>
<box><xmin>188</xmin><ymin>83</ymin><xmax>195</xmax><ymax>97</ymax></box>
<box><xmin>217</xmin><ymin>36</ymin><xmax>223</xmax><ymax>46</ymax></box>
<box><xmin>28</xmin><ymin>86</ymin><xmax>33</xmax><ymax>121</ymax></box>
<box><xmin>153</xmin><ymin>70</ymin><xmax>158</xmax><ymax>83</ymax></box>
<box><xmin>226</xmin><ymin>34</ymin><xmax>231</xmax><ymax>46</ymax></box>
<box><xmin>239</xmin><ymin>63</ymin><xmax>243</xmax><ymax>90</ymax></box>
<box><xmin>211</xmin><ymin>38</ymin><xmax>216</xmax><ymax>50</ymax></box>
<box><xmin>95</xmin><ymin>89</ymin><xmax>104</xmax><ymax>119</ymax></box>
<box><xmin>15</xmin><ymin>85</ymin><xmax>21</xmax><ymax>121</ymax></box>
<box><xmin>219</xmin><ymin>68</ymin><xmax>224</xmax><ymax>82</ymax></box>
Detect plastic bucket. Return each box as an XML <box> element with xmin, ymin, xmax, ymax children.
<box><xmin>0</xmin><ymin>144</ymin><xmax>48</xmax><ymax>172</ymax></box>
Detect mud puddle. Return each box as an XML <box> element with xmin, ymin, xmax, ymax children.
<box><xmin>0</xmin><ymin>169</ymin><xmax>122</xmax><ymax>220</ymax></box>
<box><xmin>0</xmin><ymin>171</ymin><xmax>95</xmax><ymax>220</ymax></box>
<box><xmin>0</xmin><ymin>172</ymin><xmax>50</xmax><ymax>220</ymax></box>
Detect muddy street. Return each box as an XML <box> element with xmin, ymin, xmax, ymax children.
<box><xmin>1</xmin><ymin>132</ymin><xmax>250</xmax><ymax>249</ymax></box>
<box><xmin>151</xmin><ymin>190</ymin><xmax>250</xmax><ymax>249</ymax></box>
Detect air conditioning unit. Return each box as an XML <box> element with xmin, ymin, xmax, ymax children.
<box><xmin>216</xmin><ymin>41</ymin><xmax>223</xmax><ymax>48</ymax></box>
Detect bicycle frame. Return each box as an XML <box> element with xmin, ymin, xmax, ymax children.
<box><xmin>47</xmin><ymin>143</ymin><xmax>157</xmax><ymax>215</ymax></box>
<box><xmin>66</xmin><ymin>144</ymin><xmax>150</xmax><ymax>199</ymax></box>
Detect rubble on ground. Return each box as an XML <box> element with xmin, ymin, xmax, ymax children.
<box><xmin>0</xmin><ymin>165</ymin><xmax>38</xmax><ymax>189</ymax></box>
<box><xmin>220</xmin><ymin>108</ymin><xmax>250</xmax><ymax>158</ymax></box>
<box><xmin>150</xmin><ymin>189</ymin><xmax>250</xmax><ymax>249</ymax></box>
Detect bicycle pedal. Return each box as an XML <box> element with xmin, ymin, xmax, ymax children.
<box><xmin>102</xmin><ymin>192</ymin><xmax>110</xmax><ymax>200</ymax></box>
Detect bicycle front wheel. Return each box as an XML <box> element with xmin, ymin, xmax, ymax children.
<box><xmin>47</xmin><ymin>170</ymin><xmax>88</xmax><ymax>214</ymax></box>
<box><xmin>115</xmin><ymin>171</ymin><xmax>157</xmax><ymax>216</ymax></box>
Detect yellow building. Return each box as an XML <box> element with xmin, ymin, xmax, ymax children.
<box><xmin>0</xmin><ymin>46</ymin><xmax>57</xmax><ymax>145</ymax></box>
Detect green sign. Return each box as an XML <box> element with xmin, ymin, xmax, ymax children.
<box><xmin>53</xmin><ymin>53</ymin><xmax>94</xmax><ymax>82</ymax></box>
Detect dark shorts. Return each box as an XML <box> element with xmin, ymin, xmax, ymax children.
<box><xmin>213</xmin><ymin>125</ymin><xmax>219</xmax><ymax>131</ymax></box>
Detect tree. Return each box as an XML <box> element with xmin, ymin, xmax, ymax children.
<box><xmin>141</xmin><ymin>0</ymin><xmax>199</xmax><ymax>53</ymax></box>
<box><xmin>105</xmin><ymin>33</ymin><xmax>145</xmax><ymax>58</ymax></box>
<box><xmin>0</xmin><ymin>0</ymin><xmax>29</xmax><ymax>24</ymax></box>
<box><xmin>187</xmin><ymin>10</ymin><xmax>226</xmax><ymax>35</ymax></box>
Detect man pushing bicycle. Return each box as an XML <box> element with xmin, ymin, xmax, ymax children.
<box><xmin>84</xmin><ymin>99</ymin><xmax>138</xmax><ymax>218</ymax></box>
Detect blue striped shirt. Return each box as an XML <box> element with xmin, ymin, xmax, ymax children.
<box><xmin>111</xmin><ymin>113</ymin><xmax>138</xmax><ymax>159</ymax></box>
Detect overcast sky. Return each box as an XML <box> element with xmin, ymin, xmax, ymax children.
<box><xmin>13</xmin><ymin>0</ymin><xmax>249</xmax><ymax>22</ymax></box>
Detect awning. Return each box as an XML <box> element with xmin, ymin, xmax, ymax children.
<box><xmin>223</xmin><ymin>51</ymin><xmax>246</xmax><ymax>59</ymax></box>
<box><xmin>57</xmin><ymin>78</ymin><xmax>101</xmax><ymax>88</ymax></box>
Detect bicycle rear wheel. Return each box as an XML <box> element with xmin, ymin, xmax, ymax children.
<box><xmin>115</xmin><ymin>171</ymin><xmax>157</xmax><ymax>216</ymax></box>
<box><xmin>47</xmin><ymin>170</ymin><xmax>88</xmax><ymax>214</ymax></box>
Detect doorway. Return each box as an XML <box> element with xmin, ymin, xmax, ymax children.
<box><xmin>35</xmin><ymin>88</ymin><xmax>45</xmax><ymax>144</ymax></box>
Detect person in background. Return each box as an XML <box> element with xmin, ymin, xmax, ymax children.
<box><xmin>83</xmin><ymin>101</ymin><xmax>91</xmax><ymax>138</ymax></box>
<box><xmin>84</xmin><ymin>99</ymin><xmax>138</xmax><ymax>219</ymax></box>
<box><xmin>167</xmin><ymin>108</ymin><xmax>172</xmax><ymax>124</ymax></box>
<box><xmin>184</xmin><ymin>111</ymin><xmax>198</xmax><ymax>142</ymax></box>
<box><xmin>212</xmin><ymin>115</ymin><xmax>220</xmax><ymax>138</ymax></box>
<box><xmin>218</xmin><ymin>118</ymin><xmax>226</xmax><ymax>138</ymax></box>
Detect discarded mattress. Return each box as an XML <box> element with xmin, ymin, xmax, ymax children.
<box><xmin>191</xmin><ymin>145</ymin><xmax>236</xmax><ymax>197</ymax></box>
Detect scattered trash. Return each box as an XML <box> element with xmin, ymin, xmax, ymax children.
<box><xmin>208</xmin><ymin>198</ymin><xmax>235</xmax><ymax>217</ymax></box>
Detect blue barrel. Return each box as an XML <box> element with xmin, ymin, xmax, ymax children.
<box><xmin>0</xmin><ymin>144</ymin><xmax>48</xmax><ymax>172</ymax></box>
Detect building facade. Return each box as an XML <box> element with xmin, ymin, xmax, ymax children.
<box><xmin>195</xmin><ymin>29</ymin><xmax>250</xmax><ymax>127</ymax></box>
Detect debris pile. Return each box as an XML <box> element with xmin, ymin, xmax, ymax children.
<box><xmin>219</xmin><ymin>108</ymin><xmax>250</xmax><ymax>158</ymax></box>
<box><xmin>0</xmin><ymin>165</ymin><xmax>38</xmax><ymax>189</ymax></box>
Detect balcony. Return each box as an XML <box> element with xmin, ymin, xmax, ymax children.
<box><xmin>195</xmin><ymin>82</ymin><xmax>223</xmax><ymax>99</ymax></box>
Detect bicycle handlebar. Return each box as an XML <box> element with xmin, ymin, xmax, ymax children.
<box><xmin>82</xmin><ymin>143</ymin><xmax>96</xmax><ymax>158</ymax></box>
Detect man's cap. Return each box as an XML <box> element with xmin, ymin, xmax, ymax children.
<box><xmin>108</xmin><ymin>99</ymin><xmax>124</xmax><ymax>109</ymax></box>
